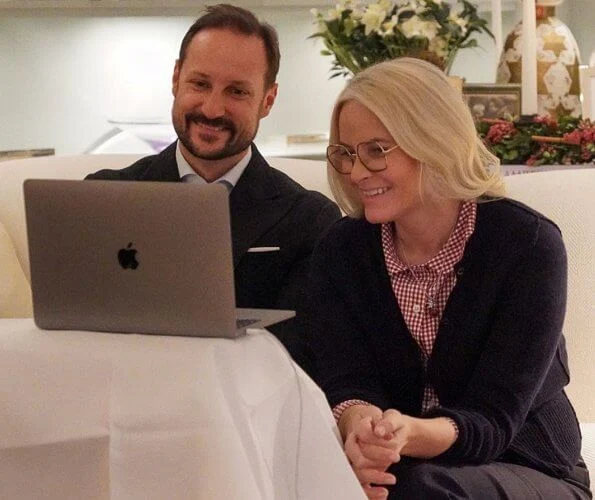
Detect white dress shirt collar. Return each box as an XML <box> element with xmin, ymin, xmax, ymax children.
<box><xmin>176</xmin><ymin>141</ymin><xmax>252</xmax><ymax>190</ymax></box>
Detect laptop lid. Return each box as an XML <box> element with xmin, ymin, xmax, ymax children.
<box><xmin>23</xmin><ymin>179</ymin><xmax>294</xmax><ymax>338</ymax></box>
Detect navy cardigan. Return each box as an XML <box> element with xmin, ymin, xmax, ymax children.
<box><xmin>303</xmin><ymin>198</ymin><xmax>584</xmax><ymax>480</ymax></box>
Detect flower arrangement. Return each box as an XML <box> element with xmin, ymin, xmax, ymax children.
<box><xmin>477</xmin><ymin>116</ymin><xmax>595</xmax><ymax>166</ymax></box>
<box><xmin>310</xmin><ymin>0</ymin><xmax>493</xmax><ymax>78</ymax></box>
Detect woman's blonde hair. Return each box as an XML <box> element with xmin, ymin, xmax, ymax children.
<box><xmin>328</xmin><ymin>57</ymin><xmax>505</xmax><ymax>217</ymax></box>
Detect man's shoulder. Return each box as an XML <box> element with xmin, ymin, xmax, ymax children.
<box><xmin>84</xmin><ymin>143</ymin><xmax>178</xmax><ymax>181</ymax></box>
<box><xmin>84</xmin><ymin>155</ymin><xmax>154</xmax><ymax>180</ymax></box>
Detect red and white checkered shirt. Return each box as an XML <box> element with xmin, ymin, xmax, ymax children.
<box><xmin>332</xmin><ymin>201</ymin><xmax>477</xmax><ymax>422</ymax></box>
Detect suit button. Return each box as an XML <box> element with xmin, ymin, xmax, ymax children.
<box><xmin>456</xmin><ymin>267</ymin><xmax>464</xmax><ymax>276</ymax></box>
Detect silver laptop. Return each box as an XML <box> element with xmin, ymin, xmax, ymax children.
<box><xmin>23</xmin><ymin>179</ymin><xmax>294</xmax><ymax>338</ymax></box>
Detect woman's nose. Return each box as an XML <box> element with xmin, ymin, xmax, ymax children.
<box><xmin>349</xmin><ymin>155</ymin><xmax>371</xmax><ymax>183</ymax></box>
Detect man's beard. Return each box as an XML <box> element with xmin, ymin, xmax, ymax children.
<box><xmin>175</xmin><ymin>112</ymin><xmax>257</xmax><ymax>161</ymax></box>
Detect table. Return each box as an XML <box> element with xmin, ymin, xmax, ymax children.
<box><xmin>0</xmin><ymin>319</ymin><xmax>364</xmax><ymax>500</ymax></box>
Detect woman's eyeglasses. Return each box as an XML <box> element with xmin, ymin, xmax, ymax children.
<box><xmin>326</xmin><ymin>141</ymin><xmax>400</xmax><ymax>174</ymax></box>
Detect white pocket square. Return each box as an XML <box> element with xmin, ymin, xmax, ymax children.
<box><xmin>247</xmin><ymin>246</ymin><xmax>281</xmax><ymax>253</ymax></box>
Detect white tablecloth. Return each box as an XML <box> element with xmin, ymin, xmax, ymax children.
<box><xmin>0</xmin><ymin>319</ymin><xmax>364</xmax><ymax>500</ymax></box>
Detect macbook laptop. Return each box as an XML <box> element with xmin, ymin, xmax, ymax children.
<box><xmin>23</xmin><ymin>179</ymin><xmax>294</xmax><ymax>338</ymax></box>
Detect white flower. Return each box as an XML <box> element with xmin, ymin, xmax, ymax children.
<box><xmin>400</xmin><ymin>15</ymin><xmax>440</xmax><ymax>40</ymax></box>
<box><xmin>361</xmin><ymin>4</ymin><xmax>389</xmax><ymax>35</ymax></box>
<box><xmin>429</xmin><ymin>36</ymin><xmax>449</xmax><ymax>58</ymax></box>
<box><xmin>381</xmin><ymin>14</ymin><xmax>399</xmax><ymax>35</ymax></box>
<box><xmin>449</xmin><ymin>13</ymin><xmax>469</xmax><ymax>35</ymax></box>
<box><xmin>325</xmin><ymin>7</ymin><xmax>342</xmax><ymax>21</ymax></box>
<box><xmin>412</xmin><ymin>0</ymin><xmax>428</xmax><ymax>14</ymax></box>
<box><xmin>351</xmin><ymin>8</ymin><xmax>365</xmax><ymax>20</ymax></box>
<box><xmin>377</xmin><ymin>0</ymin><xmax>393</xmax><ymax>10</ymax></box>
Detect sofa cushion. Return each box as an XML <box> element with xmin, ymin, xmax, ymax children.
<box><xmin>0</xmin><ymin>221</ymin><xmax>32</xmax><ymax>318</ymax></box>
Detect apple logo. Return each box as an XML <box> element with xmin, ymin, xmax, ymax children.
<box><xmin>117</xmin><ymin>242</ymin><xmax>139</xmax><ymax>270</ymax></box>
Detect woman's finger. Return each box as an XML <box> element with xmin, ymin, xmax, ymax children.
<box><xmin>357</xmin><ymin>428</ymin><xmax>399</xmax><ymax>450</ymax></box>
<box><xmin>355</xmin><ymin>416</ymin><xmax>381</xmax><ymax>442</ymax></box>
<box><xmin>362</xmin><ymin>484</ymin><xmax>391</xmax><ymax>500</ymax></box>
<box><xmin>374</xmin><ymin>409</ymin><xmax>404</xmax><ymax>437</ymax></box>
<box><xmin>344</xmin><ymin>431</ymin><xmax>365</xmax><ymax>462</ymax></box>
<box><xmin>346</xmin><ymin>434</ymin><xmax>390</xmax><ymax>470</ymax></box>
<box><xmin>354</xmin><ymin>467</ymin><xmax>397</xmax><ymax>487</ymax></box>
<box><xmin>358</xmin><ymin>440</ymin><xmax>400</xmax><ymax>465</ymax></box>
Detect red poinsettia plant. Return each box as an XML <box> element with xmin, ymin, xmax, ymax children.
<box><xmin>476</xmin><ymin>115</ymin><xmax>595</xmax><ymax>166</ymax></box>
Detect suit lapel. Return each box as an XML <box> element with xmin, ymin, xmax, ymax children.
<box><xmin>228</xmin><ymin>146</ymin><xmax>296</xmax><ymax>267</ymax></box>
<box><xmin>140</xmin><ymin>142</ymin><xmax>181</xmax><ymax>182</ymax></box>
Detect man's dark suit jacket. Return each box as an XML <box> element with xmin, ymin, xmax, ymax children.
<box><xmin>86</xmin><ymin>142</ymin><xmax>341</xmax><ymax>367</ymax></box>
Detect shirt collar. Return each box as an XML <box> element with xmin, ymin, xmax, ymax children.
<box><xmin>176</xmin><ymin>141</ymin><xmax>252</xmax><ymax>189</ymax></box>
<box><xmin>381</xmin><ymin>201</ymin><xmax>477</xmax><ymax>277</ymax></box>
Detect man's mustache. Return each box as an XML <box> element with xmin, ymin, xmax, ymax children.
<box><xmin>186</xmin><ymin>113</ymin><xmax>235</xmax><ymax>133</ymax></box>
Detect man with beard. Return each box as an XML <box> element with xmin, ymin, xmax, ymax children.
<box><xmin>86</xmin><ymin>4</ymin><xmax>341</xmax><ymax>369</ymax></box>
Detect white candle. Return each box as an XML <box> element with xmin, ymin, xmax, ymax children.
<box><xmin>492</xmin><ymin>0</ymin><xmax>503</xmax><ymax>57</ymax></box>
<box><xmin>521</xmin><ymin>0</ymin><xmax>538</xmax><ymax>115</ymax></box>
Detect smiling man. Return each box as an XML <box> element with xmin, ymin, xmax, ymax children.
<box><xmin>170</xmin><ymin>9</ymin><xmax>278</xmax><ymax>180</ymax></box>
<box><xmin>86</xmin><ymin>4</ymin><xmax>341</xmax><ymax>366</ymax></box>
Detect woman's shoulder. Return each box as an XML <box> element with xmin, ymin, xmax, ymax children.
<box><xmin>476</xmin><ymin>197</ymin><xmax>564</xmax><ymax>250</ymax></box>
<box><xmin>479</xmin><ymin>197</ymin><xmax>560</xmax><ymax>226</ymax></box>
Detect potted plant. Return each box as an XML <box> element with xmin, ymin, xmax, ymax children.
<box><xmin>310</xmin><ymin>0</ymin><xmax>493</xmax><ymax>78</ymax></box>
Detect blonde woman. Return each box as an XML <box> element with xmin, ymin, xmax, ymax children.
<box><xmin>303</xmin><ymin>58</ymin><xmax>590</xmax><ymax>499</ymax></box>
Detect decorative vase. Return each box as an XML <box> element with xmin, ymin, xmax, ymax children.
<box><xmin>404</xmin><ymin>49</ymin><xmax>458</xmax><ymax>75</ymax></box>
<box><xmin>496</xmin><ymin>0</ymin><xmax>582</xmax><ymax>118</ymax></box>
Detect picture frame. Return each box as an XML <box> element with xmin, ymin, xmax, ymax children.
<box><xmin>462</xmin><ymin>84</ymin><xmax>522</xmax><ymax>122</ymax></box>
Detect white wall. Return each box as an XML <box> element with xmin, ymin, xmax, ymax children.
<box><xmin>0</xmin><ymin>4</ymin><xmax>592</xmax><ymax>155</ymax></box>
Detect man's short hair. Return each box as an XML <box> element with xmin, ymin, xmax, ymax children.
<box><xmin>178</xmin><ymin>3</ymin><xmax>280</xmax><ymax>88</ymax></box>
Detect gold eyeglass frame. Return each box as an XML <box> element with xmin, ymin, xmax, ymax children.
<box><xmin>326</xmin><ymin>141</ymin><xmax>400</xmax><ymax>174</ymax></box>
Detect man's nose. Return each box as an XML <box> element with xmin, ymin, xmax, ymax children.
<box><xmin>200</xmin><ymin>91</ymin><xmax>225</xmax><ymax>118</ymax></box>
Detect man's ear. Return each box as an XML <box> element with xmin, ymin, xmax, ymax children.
<box><xmin>260</xmin><ymin>83</ymin><xmax>278</xmax><ymax>118</ymax></box>
<box><xmin>172</xmin><ymin>59</ymin><xmax>181</xmax><ymax>96</ymax></box>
